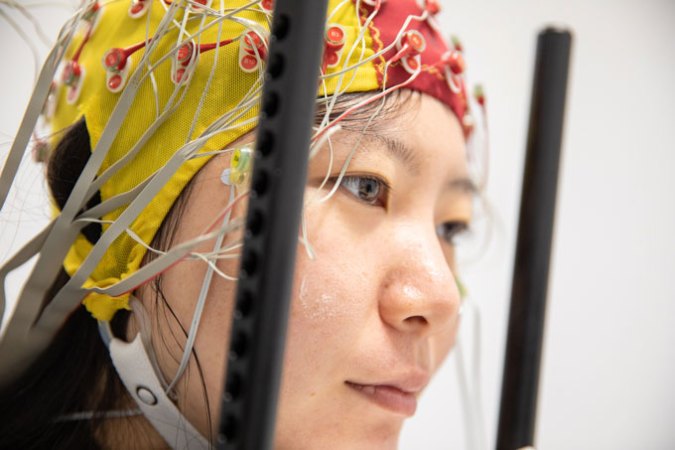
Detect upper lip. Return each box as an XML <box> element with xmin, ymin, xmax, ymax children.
<box><xmin>347</xmin><ymin>368</ymin><xmax>431</xmax><ymax>394</ymax></box>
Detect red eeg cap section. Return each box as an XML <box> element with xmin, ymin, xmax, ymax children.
<box><xmin>361</xmin><ymin>0</ymin><xmax>469</xmax><ymax>130</ymax></box>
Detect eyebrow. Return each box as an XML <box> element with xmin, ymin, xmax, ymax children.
<box><xmin>447</xmin><ymin>177</ymin><xmax>478</xmax><ymax>195</ymax></box>
<box><xmin>360</xmin><ymin>134</ymin><xmax>422</xmax><ymax>174</ymax></box>
<box><xmin>360</xmin><ymin>134</ymin><xmax>478</xmax><ymax>195</ymax></box>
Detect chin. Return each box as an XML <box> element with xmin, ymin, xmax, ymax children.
<box><xmin>274</xmin><ymin>419</ymin><xmax>403</xmax><ymax>450</ymax></box>
<box><xmin>337</xmin><ymin>418</ymin><xmax>404</xmax><ymax>450</ymax></box>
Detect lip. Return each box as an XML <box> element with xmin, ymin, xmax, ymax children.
<box><xmin>345</xmin><ymin>372</ymin><xmax>429</xmax><ymax>417</ymax></box>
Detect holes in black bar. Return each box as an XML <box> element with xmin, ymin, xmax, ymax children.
<box><xmin>235</xmin><ymin>290</ymin><xmax>253</xmax><ymax>319</ymax></box>
<box><xmin>229</xmin><ymin>332</ymin><xmax>248</xmax><ymax>361</ymax></box>
<box><xmin>252</xmin><ymin>171</ymin><xmax>268</xmax><ymax>197</ymax></box>
<box><xmin>257</xmin><ymin>130</ymin><xmax>274</xmax><ymax>156</ymax></box>
<box><xmin>262</xmin><ymin>91</ymin><xmax>279</xmax><ymax>117</ymax></box>
<box><xmin>247</xmin><ymin>209</ymin><xmax>264</xmax><ymax>236</ymax></box>
<box><xmin>220</xmin><ymin>414</ymin><xmax>238</xmax><ymax>442</ymax></box>
<box><xmin>273</xmin><ymin>14</ymin><xmax>290</xmax><ymax>41</ymax></box>
<box><xmin>267</xmin><ymin>53</ymin><xmax>284</xmax><ymax>79</ymax></box>
<box><xmin>224</xmin><ymin>373</ymin><xmax>243</xmax><ymax>402</ymax></box>
<box><xmin>241</xmin><ymin>249</ymin><xmax>258</xmax><ymax>277</ymax></box>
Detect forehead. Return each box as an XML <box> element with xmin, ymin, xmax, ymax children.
<box><xmin>332</xmin><ymin>93</ymin><xmax>468</xmax><ymax>175</ymax></box>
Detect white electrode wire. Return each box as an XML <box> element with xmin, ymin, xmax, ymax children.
<box><xmin>300</xmin><ymin>126</ymin><xmax>342</xmax><ymax>260</ymax></box>
<box><xmin>0</xmin><ymin>0</ymin><xmax>69</xmax><ymax>11</ymax></box>
<box><xmin>205</xmin><ymin>112</ymin><xmax>261</xmax><ymax>144</ymax></box>
<box><xmin>183</xmin><ymin>0</ymin><xmax>259</xmax><ymax>20</ymax></box>
<box><xmin>85</xmin><ymin>80</ymin><xmax>194</xmax><ymax>198</ymax></box>
<box><xmin>88</xmin><ymin>92</ymin><xmax>258</xmax><ymax>208</ymax></box>
<box><xmin>315</xmin><ymin>43</ymin><xmax>423</xmax><ymax>143</ymax></box>
<box><xmin>309</xmin><ymin>124</ymin><xmax>341</xmax><ymax>160</ymax></box>
<box><xmin>317</xmin><ymin>0</ymin><xmax>375</xmax><ymax>127</ymax></box>
<box><xmin>129</xmin><ymin>296</ymin><xmax>171</xmax><ymax>388</ymax></box>
<box><xmin>102</xmin><ymin>0</ymin><xmax>254</xmax><ymax>136</ymax></box>
<box><xmin>317</xmin><ymin>134</ymin><xmax>336</xmax><ymax>193</ymax></box>
<box><xmin>144</xmin><ymin>2</ymin><xmax>162</xmax><ymax>118</ymax></box>
<box><xmin>455</xmin><ymin>335</ymin><xmax>477</xmax><ymax>450</ymax></box>
<box><xmin>455</xmin><ymin>297</ymin><xmax>488</xmax><ymax>450</ymax></box>
<box><xmin>199</xmin><ymin>44</ymin><xmax>265</xmax><ymax>133</ymax></box>
<box><xmin>326</xmin><ymin>0</ymin><xmax>350</xmax><ymax>23</ymax></box>
<box><xmin>166</xmin><ymin>187</ymin><xmax>236</xmax><ymax>393</ymax></box>
<box><xmin>76</xmin><ymin>210</ymin><xmax>243</xmax><ymax>264</ymax></box>
<box><xmin>200</xmin><ymin>101</ymin><xmax>261</xmax><ymax>143</ymax></box>
<box><xmin>72</xmin><ymin>3</ymin><xmax>200</xmax><ymax>202</ymax></box>
<box><xmin>177</xmin><ymin>0</ymin><xmax>194</xmax><ymax>46</ymax></box>
<box><xmin>157</xmin><ymin>0</ymin><xmax>186</xmax><ymax>31</ymax></box>
<box><xmin>318</xmin><ymin>3</ymin><xmax>428</xmax><ymax>125</ymax></box>
<box><xmin>172</xmin><ymin>13</ymin><xmax>266</xmax><ymax>136</ymax></box>
<box><xmin>191</xmin><ymin>253</ymin><xmax>238</xmax><ymax>281</ymax></box>
<box><xmin>80</xmin><ymin>218</ymin><xmax>244</xmax><ymax>299</ymax></box>
<box><xmin>0</xmin><ymin>221</ymin><xmax>54</xmax><ymax>322</ymax></box>
<box><xmin>197</xmin><ymin>115</ymin><xmax>259</xmax><ymax>149</ymax></box>
<box><xmin>1</xmin><ymin>0</ymin><xmax>52</xmax><ymax>45</ymax></box>
<box><xmin>318</xmin><ymin>0</ymin><xmax>376</xmax><ymax>129</ymax></box>
<box><xmin>317</xmin><ymin>38</ymin><xmax>397</xmax><ymax>80</ymax></box>
<box><xmin>187</xmin><ymin>147</ymin><xmax>234</xmax><ymax>160</ymax></box>
<box><xmin>203</xmin><ymin>82</ymin><xmax>262</xmax><ymax>131</ymax></box>
<box><xmin>471</xmin><ymin>300</ymin><xmax>487</xmax><ymax>450</ymax></box>
<box><xmin>317</xmin><ymin>89</ymin><xmax>390</xmax><ymax>204</ymax></box>
<box><xmin>184</xmin><ymin>6</ymin><xmax>221</xmax><ymax>141</ymax></box>
<box><xmin>196</xmin><ymin>241</ymin><xmax>242</xmax><ymax>260</ymax></box>
<box><xmin>0</xmin><ymin>3</ymin><xmax>81</xmax><ymax>213</ymax></box>
<box><xmin>299</xmin><ymin>212</ymin><xmax>316</xmax><ymax>261</ymax></box>
<box><xmin>43</xmin><ymin>137</ymin><xmax>215</xmax><ymax>320</ymax></box>
<box><xmin>0</xmin><ymin>10</ymin><xmax>41</xmax><ymax>78</ymax></box>
<box><xmin>444</xmin><ymin>66</ymin><xmax>462</xmax><ymax>95</ymax></box>
<box><xmin>315</xmin><ymin>62</ymin><xmax>420</xmax><ymax>203</ymax></box>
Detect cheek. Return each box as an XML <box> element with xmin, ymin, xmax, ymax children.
<box><xmin>281</xmin><ymin>201</ymin><xmax>380</xmax><ymax>382</ymax></box>
<box><xmin>153</xmin><ymin>254</ymin><xmax>239</xmax><ymax>432</ymax></box>
<box><xmin>291</xmin><ymin>198</ymin><xmax>378</xmax><ymax>329</ymax></box>
<box><xmin>431</xmin><ymin>320</ymin><xmax>459</xmax><ymax>371</ymax></box>
<box><xmin>285</xmin><ymin>241</ymin><xmax>369</xmax><ymax>363</ymax></box>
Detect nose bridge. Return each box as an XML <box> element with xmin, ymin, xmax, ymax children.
<box><xmin>379</xmin><ymin>221</ymin><xmax>460</xmax><ymax>334</ymax></box>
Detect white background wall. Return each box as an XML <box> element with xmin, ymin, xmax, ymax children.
<box><xmin>1</xmin><ymin>1</ymin><xmax>674</xmax><ymax>449</ymax></box>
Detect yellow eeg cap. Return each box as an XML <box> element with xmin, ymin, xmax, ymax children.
<box><xmin>48</xmin><ymin>0</ymin><xmax>471</xmax><ymax>321</ymax></box>
<box><xmin>49</xmin><ymin>0</ymin><xmax>381</xmax><ymax>320</ymax></box>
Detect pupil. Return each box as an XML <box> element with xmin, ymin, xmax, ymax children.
<box><xmin>359</xmin><ymin>178</ymin><xmax>378</xmax><ymax>200</ymax></box>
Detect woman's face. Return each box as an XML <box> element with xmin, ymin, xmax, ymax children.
<box><xmin>146</xmin><ymin>92</ymin><xmax>473</xmax><ymax>449</ymax></box>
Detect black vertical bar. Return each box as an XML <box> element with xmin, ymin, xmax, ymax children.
<box><xmin>216</xmin><ymin>1</ymin><xmax>329</xmax><ymax>449</ymax></box>
<box><xmin>496</xmin><ymin>28</ymin><xmax>572</xmax><ymax>450</ymax></box>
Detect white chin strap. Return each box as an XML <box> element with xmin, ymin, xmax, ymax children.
<box><xmin>100</xmin><ymin>322</ymin><xmax>211</xmax><ymax>450</ymax></box>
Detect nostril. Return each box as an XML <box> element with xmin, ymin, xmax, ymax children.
<box><xmin>404</xmin><ymin>315</ymin><xmax>428</xmax><ymax>327</ymax></box>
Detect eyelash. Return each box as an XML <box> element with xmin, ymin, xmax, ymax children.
<box><xmin>339</xmin><ymin>175</ymin><xmax>390</xmax><ymax>207</ymax></box>
<box><xmin>339</xmin><ymin>175</ymin><xmax>470</xmax><ymax>246</ymax></box>
<box><xmin>435</xmin><ymin>221</ymin><xmax>469</xmax><ymax>246</ymax></box>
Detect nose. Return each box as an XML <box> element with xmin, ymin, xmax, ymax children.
<box><xmin>378</xmin><ymin>225</ymin><xmax>461</xmax><ymax>336</ymax></box>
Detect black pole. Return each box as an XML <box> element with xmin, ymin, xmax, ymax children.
<box><xmin>216</xmin><ymin>1</ymin><xmax>329</xmax><ymax>449</ymax></box>
<box><xmin>496</xmin><ymin>28</ymin><xmax>572</xmax><ymax>450</ymax></box>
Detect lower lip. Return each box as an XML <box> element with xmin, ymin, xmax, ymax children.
<box><xmin>346</xmin><ymin>382</ymin><xmax>417</xmax><ymax>416</ymax></box>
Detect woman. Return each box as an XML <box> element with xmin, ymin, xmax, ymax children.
<box><xmin>0</xmin><ymin>0</ymin><xmax>483</xmax><ymax>448</ymax></box>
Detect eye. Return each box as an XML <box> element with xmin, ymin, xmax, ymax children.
<box><xmin>436</xmin><ymin>221</ymin><xmax>469</xmax><ymax>246</ymax></box>
<box><xmin>340</xmin><ymin>175</ymin><xmax>389</xmax><ymax>207</ymax></box>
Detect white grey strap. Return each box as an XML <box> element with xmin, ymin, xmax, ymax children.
<box><xmin>108</xmin><ymin>333</ymin><xmax>211</xmax><ymax>450</ymax></box>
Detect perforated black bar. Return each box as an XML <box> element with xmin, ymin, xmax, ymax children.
<box><xmin>496</xmin><ymin>27</ymin><xmax>572</xmax><ymax>450</ymax></box>
<box><xmin>216</xmin><ymin>1</ymin><xmax>329</xmax><ymax>449</ymax></box>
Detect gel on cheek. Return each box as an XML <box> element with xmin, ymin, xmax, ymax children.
<box><xmin>296</xmin><ymin>274</ymin><xmax>357</xmax><ymax>322</ymax></box>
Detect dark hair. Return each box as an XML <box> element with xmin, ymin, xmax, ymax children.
<box><xmin>0</xmin><ymin>119</ymin><xmax>131</xmax><ymax>449</ymax></box>
<box><xmin>0</xmin><ymin>90</ymin><xmax>418</xmax><ymax>449</ymax></box>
